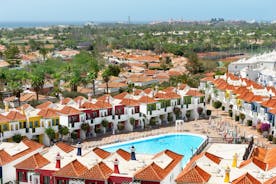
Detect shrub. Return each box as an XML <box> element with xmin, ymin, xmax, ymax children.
<box><xmin>71</xmin><ymin>132</ymin><xmax>78</xmax><ymax>139</ymax></box>
<box><xmin>228</xmin><ymin>110</ymin><xmax>233</xmax><ymax>117</ymax></box>
<box><xmin>12</xmin><ymin>134</ymin><xmax>22</xmax><ymax>143</ymax></box>
<box><xmin>206</xmin><ymin>109</ymin><xmax>212</xmax><ymax>116</ymax></box>
<box><xmin>212</xmin><ymin>101</ymin><xmax>222</xmax><ymax>109</ymax></box>
<box><xmin>197</xmin><ymin>107</ymin><xmax>203</xmax><ymax>115</ymax></box>
<box><xmin>45</xmin><ymin>128</ymin><xmax>55</xmax><ymax>140</ymax></box>
<box><xmin>268</xmin><ymin>134</ymin><xmax>273</xmax><ymax>141</ymax></box>
<box><xmin>130</xmin><ymin>118</ymin><xmax>135</xmax><ymax>125</ymax></box>
<box><xmin>150</xmin><ymin>118</ymin><xmax>156</xmax><ymax>126</ymax></box>
<box><xmin>186</xmin><ymin>111</ymin><xmax>191</xmax><ymax>119</ymax></box>
<box><xmin>235</xmin><ymin>115</ymin><xmax>239</xmax><ymax>121</ymax></box>
<box><xmin>273</xmin><ymin>137</ymin><xmax>276</xmax><ymax>144</ymax></box>
<box><xmin>240</xmin><ymin>113</ymin><xmax>245</xmax><ymax>121</ymax></box>
<box><xmin>81</xmin><ymin>123</ymin><xmax>89</xmax><ymax>132</ymax></box>
<box><xmin>101</xmin><ymin>119</ymin><xmax>109</xmax><ymax>128</ymax></box>
<box><xmin>247</xmin><ymin>120</ymin><xmax>252</xmax><ymax>126</ymax></box>
<box><xmin>260</xmin><ymin>123</ymin><xmax>270</xmax><ymax>132</ymax></box>
<box><xmin>117</xmin><ymin>123</ymin><xmax>124</xmax><ymax>130</ymax></box>
<box><xmin>222</xmin><ymin>106</ymin><xmax>225</xmax><ymax>111</ymax></box>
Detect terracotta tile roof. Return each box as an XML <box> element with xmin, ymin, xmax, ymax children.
<box><xmin>200</xmin><ymin>76</ymin><xmax>215</xmax><ymax>82</ymax></box>
<box><xmin>92</xmin><ymin>147</ymin><xmax>111</xmax><ymax>159</ymax></box>
<box><xmin>74</xmin><ymin>96</ymin><xmax>86</xmax><ymax>103</ymax></box>
<box><xmin>95</xmin><ymin>101</ymin><xmax>112</xmax><ymax>109</ymax></box>
<box><xmin>0</xmin><ymin>114</ymin><xmax>10</xmax><ymax>123</ymax></box>
<box><xmin>36</xmin><ymin>101</ymin><xmax>53</xmax><ymax>109</ymax></box>
<box><xmin>16</xmin><ymin>104</ymin><xmax>32</xmax><ymax>111</ymax></box>
<box><xmin>133</xmin><ymin>89</ymin><xmax>143</xmax><ymax>96</ymax></box>
<box><xmin>116</xmin><ymin>149</ymin><xmax>131</xmax><ymax>161</ymax></box>
<box><xmin>55</xmin><ymin>142</ymin><xmax>74</xmax><ymax>153</ymax></box>
<box><xmin>205</xmin><ymin>72</ymin><xmax>215</xmax><ymax>77</ymax></box>
<box><xmin>175</xmin><ymin>165</ymin><xmax>211</xmax><ymax>184</ymax></box>
<box><xmin>37</xmin><ymin>108</ymin><xmax>59</xmax><ymax>118</ymax></box>
<box><xmin>15</xmin><ymin>153</ymin><xmax>50</xmax><ymax>170</ymax></box>
<box><xmin>0</xmin><ymin>150</ymin><xmax>13</xmax><ymax>165</ymax></box>
<box><xmin>264</xmin><ymin>176</ymin><xmax>276</xmax><ymax>184</ymax></box>
<box><xmin>261</xmin><ymin>98</ymin><xmax>276</xmax><ymax>108</ymax></box>
<box><xmin>61</xmin><ymin>97</ymin><xmax>72</xmax><ymax>105</ymax></box>
<box><xmin>135</xmin><ymin>162</ymin><xmax>164</xmax><ymax>181</ymax></box>
<box><xmin>113</xmin><ymin>92</ymin><xmax>129</xmax><ymax>99</ymax></box>
<box><xmin>232</xmin><ymin>172</ymin><xmax>261</xmax><ymax>184</ymax></box>
<box><xmin>80</xmin><ymin>102</ymin><xmax>100</xmax><ymax>110</ymax></box>
<box><xmin>144</xmin><ymin>70</ymin><xmax>157</xmax><ymax>76</ymax></box>
<box><xmin>97</xmin><ymin>94</ymin><xmax>111</xmax><ymax>102</ymax></box>
<box><xmin>54</xmin><ymin>160</ymin><xmax>88</xmax><ymax>178</ymax></box>
<box><xmin>59</xmin><ymin>106</ymin><xmax>81</xmax><ymax>115</ymax></box>
<box><xmin>205</xmin><ymin>152</ymin><xmax>222</xmax><ymax>164</ymax></box>
<box><xmin>81</xmin><ymin>161</ymin><xmax>112</xmax><ymax>180</ymax></box>
<box><xmin>178</xmin><ymin>84</ymin><xmax>187</xmax><ymax>90</ymax></box>
<box><xmin>162</xmin><ymin>87</ymin><xmax>175</xmax><ymax>93</ymax></box>
<box><xmin>120</xmin><ymin>99</ymin><xmax>140</xmax><ymax>106</ymax></box>
<box><xmin>155</xmin><ymin>92</ymin><xmax>180</xmax><ymax>100</ymax></box>
<box><xmin>185</xmin><ymin>89</ymin><xmax>204</xmax><ymax>97</ymax></box>
<box><xmin>0</xmin><ymin>60</ymin><xmax>10</xmax><ymax>68</ymax></box>
<box><xmin>0</xmin><ymin>139</ymin><xmax>43</xmax><ymax>166</ymax></box>
<box><xmin>167</xmin><ymin>70</ymin><xmax>182</xmax><ymax>76</ymax></box>
<box><xmin>269</xmin><ymin>108</ymin><xmax>276</xmax><ymax>115</ymax></box>
<box><xmin>137</xmin><ymin>150</ymin><xmax>183</xmax><ymax>182</ymax></box>
<box><xmin>5</xmin><ymin>111</ymin><xmax>26</xmax><ymax>121</ymax></box>
<box><xmin>143</xmin><ymin>88</ymin><xmax>153</xmax><ymax>94</ymax></box>
<box><xmin>98</xmin><ymin>82</ymin><xmax>127</xmax><ymax>88</ymax></box>
<box><xmin>138</xmin><ymin>96</ymin><xmax>157</xmax><ymax>104</ymax></box>
<box><xmin>240</xmin><ymin>147</ymin><xmax>276</xmax><ymax>171</ymax></box>
<box><xmin>233</xmin><ymin>87</ymin><xmax>248</xmax><ymax>95</ymax></box>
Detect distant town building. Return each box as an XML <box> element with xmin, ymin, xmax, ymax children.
<box><xmin>228</xmin><ymin>51</ymin><xmax>276</xmax><ymax>87</ymax></box>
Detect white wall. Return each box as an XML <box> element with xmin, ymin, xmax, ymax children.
<box><xmin>59</xmin><ymin>115</ymin><xmax>68</xmax><ymax>127</ymax></box>
<box><xmin>160</xmin><ymin>162</ymin><xmax>182</xmax><ymax>184</ymax></box>
<box><xmin>2</xmin><ymin>147</ymin><xmax>43</xmax><ymax>183</ymax></box>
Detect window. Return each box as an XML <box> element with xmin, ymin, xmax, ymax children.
<box><xmin>34</xmin><ymin>121</ymin><xmax>39</xmax><ymax>127</ymax></box>
<box><xmin>56</xmin><ymin>119</ymin><xmax>59</xmax><ymax>125</ymax></box>
<box><xmin>29</xmin><ymin>122</ymin><xmax>33</xmax><ymax>128</ymax></box>
<box><xmin>43</xmin><ymin>176</ymin><xmax>50</xmax><ymax>184</ymax></box>
<box><xmin>18</xmin><ymin>172</ymin><xmax>23</xmax><ymax>181</ymax></box>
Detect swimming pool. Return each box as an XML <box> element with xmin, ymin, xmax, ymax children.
<box><xmin>101</xmin><ymin>133</ymin><xmax>206</xmax><ymax>165</ymax></box>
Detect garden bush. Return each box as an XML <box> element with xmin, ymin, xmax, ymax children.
<box><xmin>247</xmin><ymin>120</ymin><xmax>252</xmax><ymax>126</ymax></box>
<box><xmin>206</xmin><ymin>109</ymin><xmax>212</xmax><ymax>116</ymax></box>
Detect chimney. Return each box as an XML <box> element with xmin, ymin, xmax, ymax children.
<box><xmin>77</xmin><ymin>142</ymin><xmax>82</xmax><ymax>156</ymax></box>
<box><xmin>4</xmin><ymin>101</ymin><xmax>9</xmax><ymax>112</ymax></box>
<box><xmin>113</xmin><ymin>158</ymin><xmax>120</xmax><ymax>174</ymax></box>
<box><xmin>224</xmin><ymin>166</ymin><xmax>230</xmax><ymax>183</ymax></box>
<box><xmin>88</xmin><ymin>93</ymin><xmax>92</xmax><ymax>101</ymax></box>
<box><xmin>232</xmin><ymin>153</ymin><xmax>238</xmax><ymax>168</ymax></box>
<box><xmin>56</xmin><ymin>153</ymin><xmax>61</xmax><ymax>169</ymax></box>
<box><xmin>59</xmin><ymin>93</ymin><xmax>64</xmax><ymax>105</ymax></box>
<box><xmin>130</xmin><ymin>146</ymin><xmax>136</xmax><ymax>160</ymax></box>
<box><xmin>78</xmin><ymin>100</ymin><xmax>82</xmax><ymax>108</ymax></box>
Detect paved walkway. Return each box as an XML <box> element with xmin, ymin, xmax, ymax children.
<box><xmin>82</xmin><ymin>105</ymin><xmax>273</xmax><ymax>148</ymax></box>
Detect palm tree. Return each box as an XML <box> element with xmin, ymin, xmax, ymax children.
<box><xmin>102</xmin><ymin>69</ymin><xmax>111</xmax><ymax>94</ymax></box>
<box><xmin>39</xmin><ymin>47</ymin><xmax>48</xmax><ymax>62</ymax></box>
<box><xmin>31</xmin><ymin>74</ymin><xmax>45</xmax><ymax>101</ymax></box>
<box><xmin>86</xmin><ymin>71</ymin><xmax>97</xmax><ymax>96</ymax></box>
<box><xmin>7</xmin><ymin>81</ymin><xmax>23</xmax><ymax>106</ymax></box>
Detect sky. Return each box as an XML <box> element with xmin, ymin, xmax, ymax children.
<box><xmin>0</xmin><ymin>0</ymin><xmax>275</xmax><ymax>22</ymax></box>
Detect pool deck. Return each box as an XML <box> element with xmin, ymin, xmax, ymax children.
<box><xmin>82</xmin><ymin>104</ymin><xmax>272</xmax><ymax>149</ymax></box>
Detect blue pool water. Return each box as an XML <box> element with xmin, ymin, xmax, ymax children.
<box><xmin>102</xmin><ymin>133</ymin><xmax>206</xmax><ymax>165</ymax></box>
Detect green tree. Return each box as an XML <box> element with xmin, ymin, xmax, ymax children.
<box><xmin>12</xmin><ymin>134</ymin><xmax>22</xmax><ymax>143</ymax></box>
<box><xmin>102</xmin><ymin>68</ymin><xmax>111</xmax><ymax>94</ymax></box>
<box><xmin>30</xmin><ymin>72</ymin><xmax>45</xmax><ymax>101</ymax></box>
<box><xmin>39</xmin><ymin>47</ymin><xmax>48</xmax><ymax>61</ymax></box>
<box><xmin>86</xmin><ymin>71</ymin><xmax>97</xmax><ymax>96</ymax></box>
<box><xmin>58</xmin><ymin>125</ymin><xmax>69</xmax><ymax>140</ymax></box>
<box><xmin>45</xmin><ymin>127</ymin><xmax>55</xmax><ymax>141</ymax></box>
